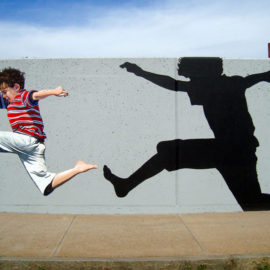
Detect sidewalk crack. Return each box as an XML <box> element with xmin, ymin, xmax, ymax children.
<box><xmin>50</xmin><ymin>215</ymin><xmax>77</xmax><ymax>258</ymax></box>
<box><xmin>178</xmin><ymin>215</ymin><xmax>207</xmax><ymax>255</ymax></box>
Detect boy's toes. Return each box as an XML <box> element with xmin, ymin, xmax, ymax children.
<box><xmin>75</xmin><ymin>161</ymin><xmax>98</xmax><ymax>172</ymax></box>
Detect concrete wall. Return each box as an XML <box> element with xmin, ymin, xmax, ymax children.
<box><xmin>0</xmin><ymin>58</ymin><xmax>270</xmax><ymax>214</ymax></box>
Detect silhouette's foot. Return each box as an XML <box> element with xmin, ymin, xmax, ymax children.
<box><xmin>75</xmin><ymin>161</ymin><xmax>98</xmax><ymax>173</ymax></box>
<box><xmin>103</xmin><ymin>165</ymin><xmax>129</xmax><ymax>197</ymax></box>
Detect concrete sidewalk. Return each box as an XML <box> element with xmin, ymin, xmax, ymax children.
<box><xmin>0</xmin><ymin>211</ymin><xmax>270</xmax><ymax>270</ymax></box>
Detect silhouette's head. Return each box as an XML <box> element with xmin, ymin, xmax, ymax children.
<box><xmin>178</xmin><ymin>57</ymin><xmax>223</xmax><ymax>78</ymax></box>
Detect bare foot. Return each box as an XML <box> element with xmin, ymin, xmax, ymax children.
<box><xmin>75</xmin><ymin>160</ymin><xmax>98</xmax><ymax>173</ymax></box>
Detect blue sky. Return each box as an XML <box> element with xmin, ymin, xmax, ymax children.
<box><xmin>0</xmin><ymin>0</ymin><xmax>269</xmax><ymax>58</ymax></box>
<box><xmin>0</xmin><ymin>0</ymin><xmax>155</xmax><ymax>26</ymax></box>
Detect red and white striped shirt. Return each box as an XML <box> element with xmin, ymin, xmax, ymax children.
<box><xmin>5</xmin><ymin>90</ymin><xmax>46</xmax><ymax>140</ymax></box>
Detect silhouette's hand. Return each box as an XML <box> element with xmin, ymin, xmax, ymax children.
<box><xmin>266</xmin><ymin>70</ymin><xmax>270</xmax><ymax>83</ymax></box>
<box><xmin>120</xmin><ymin>62</ymin><xmax>143</xmax><ymax>75</ymax></box>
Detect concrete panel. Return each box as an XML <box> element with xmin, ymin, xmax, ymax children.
<box><xmin>175</xmin><ymin>58</ymin><xmax>270</xmax><ymax>213</ymax></box>
<box><xmin>0</xmin><ymin>58</ymin><xmax>176</xmax><ymax>214</ymax></box>
<box><xmin>55</xmin><ymin>214</ymin><xmax>202</xmax><ymax>258</ymax></box>
<box><xmin>181</xmin><ymin>211</ymin><xmax>270</xmax><ymax>255</ymax></box>
<box><xmin>0</xmin><ymin>213</ymin><xmax>74</xmax><ymax>257</ymax></box>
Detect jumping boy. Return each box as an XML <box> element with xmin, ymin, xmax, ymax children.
<box><xmin>0</xmin><ymin>67</ymin><xmax>98</xmax><ymax>196</ymax></box>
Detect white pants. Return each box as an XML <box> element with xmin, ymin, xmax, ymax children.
<box><xmin>0</xmin><ymin>131</ymin><xmax>55</xmax><ymax>195</ymax></box>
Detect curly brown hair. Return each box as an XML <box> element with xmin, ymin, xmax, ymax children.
<box><xmin>0</xmin><ymin>67</ymin><xmax>25</xmax><ymax>89</ymax></box>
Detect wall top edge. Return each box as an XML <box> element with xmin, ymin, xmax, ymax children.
<box><xmin>0</xmin><ymin>57</ymin><xmax>269</xmax><ymax>61</ymax></box>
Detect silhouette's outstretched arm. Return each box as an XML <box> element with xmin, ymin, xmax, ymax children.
<box><xmin>120</xmin><ymin>62</ymin><xmax>189</xmax><ymax>92</ymax></box>
<box><xmin>243</xmin><ymin>70</ymin><xmax>270</xmax><ymax>89</ymax></box>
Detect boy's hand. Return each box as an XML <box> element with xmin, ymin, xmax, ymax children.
<box><xmin>54</xmin><ymin>86</ymin><xmax>68</xmax><ymax>97</ymax></box>
<box><xmin>120</xmin><ymin>62</ymin><xmax>143</xmax><ymax>75</ymax></box>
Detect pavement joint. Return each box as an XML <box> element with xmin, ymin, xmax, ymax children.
<box><xmin>178</xmin><ymin>214</ymin><xmax>206</xmax><ymax>255</ymax></box>
<box><xmin>49</xmin><ymin>215</ymin><xmax>77</xmax><ymax>258</ymax></box>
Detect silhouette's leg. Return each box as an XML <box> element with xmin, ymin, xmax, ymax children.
<box><xmin>260</xmin><ymin>193</ymin><xmax>270</xmax><ymax>203</ymax></box>
<box><xmin>104</xmin><ymin>139</ymin><xmax>216</xmax><ymax>197</ymax></box>
<box><xmin>104</xmin><ymin>153</ymin><xmax>164</xmax><ymax>197</ymax></box>
<box><xmin>218</xmin><ymin>163</ymin><xmax>270</xmax><ymax>211</ymax></box>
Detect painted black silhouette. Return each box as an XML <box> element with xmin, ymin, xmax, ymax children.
<box><xmin>104</xmin><ymin>57</ymin><xmax>270</xmax><ymax>211</ymax></box>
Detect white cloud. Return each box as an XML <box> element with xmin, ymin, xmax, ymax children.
<box><xmin>0</xmin><ymin>0</ymin><xmax>269</xmax><ymax>59</ymax></box>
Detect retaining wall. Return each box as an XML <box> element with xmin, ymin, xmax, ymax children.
<box><xmin>0</xmin><ymin>58</ymin><xmax>269</xmax><ymax>214</ymax></box>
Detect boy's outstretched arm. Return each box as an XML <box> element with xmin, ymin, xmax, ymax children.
<box><xmin>32</xmin><ymin>86</ymin><xmax>68</xmax><ymax>100</ymax></box>
<box><xmin>243</xmin><ymin>70</ymin><xmax>270</xmax><ymax>89</ymax></box>
<box><xmin>120</xmin><ymin>62</ymin><xmax>188</xmax><ymax>92</ymax></box>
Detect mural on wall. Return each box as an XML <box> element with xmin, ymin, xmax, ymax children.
<box><xmin>104</xmin><ymin>57</ymin><xmax>270</xmax><ymax>211</ymax></box>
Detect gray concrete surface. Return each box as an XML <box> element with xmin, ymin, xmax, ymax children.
<box><xmin>1</xmin><ymin>211</ymin><xmax>270</xmax><ymax>269</ymax></box>
<box><xmin>1</xmin><ymin>58</ymin><xmax>270</xmax><ymax>214</ymax></box>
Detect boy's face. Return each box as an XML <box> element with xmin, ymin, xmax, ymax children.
<box><xmin>0</xmin><ymin>83</ymin><xmax>20</xmax><ymax>103</ymax></box>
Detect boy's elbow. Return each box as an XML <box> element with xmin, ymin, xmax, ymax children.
<box><xmin>32</xmin><ymin>92</ymin><xmax>40</xmax><ymax>101</ymax></box>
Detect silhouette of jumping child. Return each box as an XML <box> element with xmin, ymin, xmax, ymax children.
<box><xmin>104</xmin><ymin>57</ymin><xmax>270</xmax><ymax>211</ymax></box>
<box><xmin>0</xmin><ymin>68</ymin><xmax>98</xmax><ymax>195</ymax></box>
